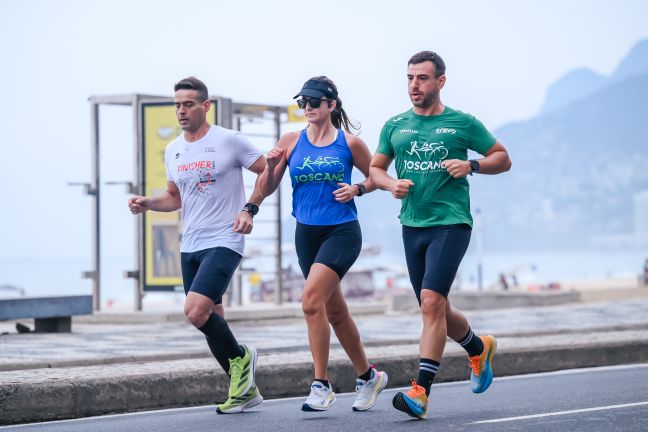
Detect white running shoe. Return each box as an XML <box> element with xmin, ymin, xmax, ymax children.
<box><xmin>352</xmin><ymin>368</ymin><xmax>389</xmax><ymax>411</ymax></box>
<box><xmin>301</xmin><ymin>381</ymin><xmax>336</xmax><ymax>411</ymax></box>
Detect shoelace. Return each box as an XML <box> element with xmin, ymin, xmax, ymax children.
<box><xmin>357</xmin><ymin>365</ymin><xmax>377</xmax><ymax>390</ymax></box>
<box><xmin>228</xmin><ymin>360</ymin><xmax>243</xmax><ymax>396</ymax></box>
<box><xmin>469</xmin><ymin>355</ymin><xmax>483</xmax><ymax>376</ymax></box>
<box><xmin>355</xmin><ymin>380</ymin><xmax>367</xmax><ymax>394</ymax></box>
<box><xmin>406</xmin><ymin>380</ymin><xmax>426</xmax><ymax>398</ymax></box>
<box><xmin>311</xmin><ymin>384</ymin><xmax>328</xmax><ymax>401</ymax></box>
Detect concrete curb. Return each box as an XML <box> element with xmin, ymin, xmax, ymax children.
<box><xmin>384</xmin><ymin>291</ymin><xmax>583</xmax><ymax>313</ymax></box>
<box><xmin>70</xmin><ymin>289</ymin><xmax>595</xmax><ymax>325</ymax></box>
<box><xmin>449</xmin><ymin>290</ymin><xmax>582</xmax><ymax>311</ymax></box>
<box><xmin>72</xmin><ymin>302</ymin><xmax>388</xmax><ymax>325</ymax></box>
<box><xmin>2</xmin><ymin>336</ymin><xmax>648</xmax><ymax>425</ymax></box>
<box><xmin>3</xmin><ymin>323</ymin><xmax>648</xmax><ymax>373</ymax></box>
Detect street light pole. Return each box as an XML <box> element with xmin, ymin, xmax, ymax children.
<box><xmin>475</xmin><ymin>208</ymin><xmax>483</xmax><ymax>291</ymax></box>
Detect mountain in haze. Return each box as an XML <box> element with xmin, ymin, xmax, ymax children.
<box><xmin>614</xmin><ymin>39</ymin><xmax>648</xmax><ymax>81</ymax></box>
<box><xmin>539</xmin><ymin>68</ymin><xmax>607</xmax><ymax>114</ymax></box>
<box><xmin>539</xmin><ymin>39</ymin><xmax>648</xmax><ymax>114</ymax></box>
<box><xmin>472</xmin><ymin>43</ymin><xmax>648</xmax><ymax>252</ymax></box>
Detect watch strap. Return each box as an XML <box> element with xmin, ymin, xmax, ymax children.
<box><xmin>355</xmin><ymin>183</ymin><xmax>367</xmax><ymax>196</ymax></box>
<box><xmin>242</xmin><ymin>202</ymin><xmax>259</xmax><ymax>216</ymax></box>
<box><xmin>469</xmin><ymin>159</ymin><xmax>480</xmax><ymax>175</ymax></box>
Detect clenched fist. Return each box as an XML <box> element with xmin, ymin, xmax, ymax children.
<box><xmin>266</xmin><ymin>147</ymin><xmax>285</xmax><ymax>170</ymax></box>
<box><xmin>128</xmin><ymin>196</ymin><xmax>149</xmax><ymax>214</ymax></box>
<box><xmin>391</xmin><ymin>179</ymin><xmax>414</xmax><ymax>199</ymax></box>
<box><xmin>442</xmin><ymin>159</ymin><xmax>472</xmax><ymax>178</ymax></box>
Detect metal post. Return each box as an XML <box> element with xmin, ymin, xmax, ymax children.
<box><xmin>133</xmin><ymin>95</ymin><xmax>144</xmax><ymax>311</ymax></box>
<box><xmin>219</xmin><ymin>97</ymin><xmax>233</xmax><ymax>129</ymax></box>
<box><xmin>475</xmin><ymin>207</ymin><xmax>483</xmax><ymax>291</ymax></box>
<box><xmin>236</xmin><ymin>272</ymin><xmax>243</xmax><ymax>306</ymax></box>
<box><xmin>232</xmin><ymin>110</ymin><xmax>242</xmax><ymax>308</ymax></box>
<box><xmin>90</xmin><ymin>100</ymin><xmax>101</xmax><ymax>311</ymax></box>
<box><xmin>274</xmin><ymin>108</ymin><xmax>283</xmax><ymax>305</ymax></box>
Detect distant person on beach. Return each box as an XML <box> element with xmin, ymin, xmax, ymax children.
<box><xmin>128</xmin><ymin>76</ymin><xmax>266</xmax><ymax>414</ymax></box>
<box><xmin>257</xmin><ymin>76</ymin><xmax>388</xmax><ymax>412</ymax></box>
<box><xmin>499</xmin><ymin>273</ymin><xmax>510</xmax><ymax>291</ymax></box>
<box><xmin>369</xmin><ymin>51</ymin><xmax>512</xmax><ymax>419</ymax></box>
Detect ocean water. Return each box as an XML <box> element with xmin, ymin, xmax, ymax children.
<box><xmin>456</xmin><ymin>250</ymin><xmax>647</xmax><ymax>289</ymax></box>
<box><xmin>1</xmin><ymin>249</ymin><xmax>646</xmax><ymax>306</ymax></box>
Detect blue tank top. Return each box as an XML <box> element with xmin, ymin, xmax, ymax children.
<box><xmin>288</xmin><ymin>129</ymin><xmax>358</xmax><ymax>225</ymax></box>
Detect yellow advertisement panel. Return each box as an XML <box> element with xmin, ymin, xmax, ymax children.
<box><xmin>287</xmin><ymin>103</ymin><xmax>306</xmax><ymax>123</ymax></box>
<box><xmin>142</xmin><ymin>101</ymin><xmax>217</xmax><ymax>290</ymax></box>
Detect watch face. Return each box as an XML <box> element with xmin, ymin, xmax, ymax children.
<box><xmin>357</xmin><ymin>184</ymin><xmax>366</xmax><ymax>196</ymax></box>
<box><xmin>470</xmin><ymin>160</ymin><xmax>480</xmax><ymax>172</ymax></box>
<box><xmin>244</xmin><ymin>203</ymin><xmax>259</xmax><ymax>215</ymax></box>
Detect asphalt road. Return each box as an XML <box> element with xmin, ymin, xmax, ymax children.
<box><xmin>2</xmin><ymin>364</ymin><xmax>648</xmax><ymax>432</ymax></box>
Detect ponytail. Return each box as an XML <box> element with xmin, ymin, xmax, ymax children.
<box><xmin>309</xmin><ymin>76</ymin><xmax>360</xmax><ymax>134</ymax></box>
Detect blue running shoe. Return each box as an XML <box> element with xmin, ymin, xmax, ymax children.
<box><xmin>392</xmin><ymin>380</ymin><xmax>427</xmax><ymax>419</ymax></box>
<box><xmin>470</xmin><ymin>335</ymin><xmax>497</xmax><ymax>393</ymax></box>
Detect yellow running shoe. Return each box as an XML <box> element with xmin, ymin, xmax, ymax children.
<box><xmin>227</xmin><ymin>344</ymin><xmax>257</xmax><ymax>399</ymax></box>
<box><xmin>216</xmin><ymin>384</ymin><xmax>263</xmax><ymax>414</ymax></box>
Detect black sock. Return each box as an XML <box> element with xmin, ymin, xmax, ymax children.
<box><xmin>417</xmin><ymin>358</ymin><xmax>440</xmax><ymax>396</ymax></box>
<box><xmin>205</xmin><ymin>335</ymin><xmax>231</xmax><ymax>375</ymax></box>
<box><xmin>314</xmin><ymin>378</ymin><xmax>330</xmax><ymax>388</ymax></box>
<box><xmin>197</xmin><ymin>313</ymin><xmax>245</xmax><ymax>373</ymax></box>
<box><xmin>457</xmin><ymin>327</ymin><xmax>484</xmax><ymax>357</ymax></box>
<box><xmin>359</xmin><ymin>367</ymin><xmax>373</xmax><ymax>382</ymax></box>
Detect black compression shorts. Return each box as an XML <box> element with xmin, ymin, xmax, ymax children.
<box><xmin>180</xmin><ymin>246</ymin><xmax>242</xmax><ymax>304</ymax></box>
<box><xmin>295</xmin><ymin>220</ymin><xmax>362</xmax><ymax>280</ymax></box>
<box><xmin>402</xmin><ymin>223</ymin><xmax>471</xmax><ymax>302</ymax></box>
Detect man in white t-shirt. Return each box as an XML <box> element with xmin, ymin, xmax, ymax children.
<box><xmin>128</xmin><ymin>77</ymin><xmax>266</xmax><ymax>414</ymax></box>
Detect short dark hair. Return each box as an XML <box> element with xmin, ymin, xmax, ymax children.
<box><xmin>174</xmin><ymin>76</ymin><xmax>208</xmax><ymax>101</ymax></box>
<box><xmin>408</xmin><ymin>51</ymin><xmax>446</xmax><ymax>78</ymax></box>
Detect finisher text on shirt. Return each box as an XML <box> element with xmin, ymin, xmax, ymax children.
<box><xmin>177</xmin><ymin>160</ymin><xmax>216</xmax><ymax>172</ymax></box>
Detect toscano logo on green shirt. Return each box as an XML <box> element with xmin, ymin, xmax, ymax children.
<box><xmin>403</xmin><ymin>141</ymin><xmax>449</xmax><ymax>172</ymax></box>
<box><xmin>377</xmin><ymin>107</ymin><xmax>496</xmax><ymax>228</ymax></box>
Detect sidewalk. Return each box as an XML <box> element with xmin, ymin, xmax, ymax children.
<box><xmin>1</xmin><ymin>297</ymin><xmax>647</xmax><ymax>425</ymax></box>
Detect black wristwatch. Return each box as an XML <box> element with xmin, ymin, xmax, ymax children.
<box><xmin>469</xmin><ymin>159</ymin><xmax>480</xmax><ymax>175</ymax></box>
<box><xmin>242</xmin><ymin>202</ymin><xmax>259</xmax><ymax>217</ymax></box>
<box><xmin>355</xmin><ymin>183</ymin><xmax>367</xmax><ymax>196</ymax></box>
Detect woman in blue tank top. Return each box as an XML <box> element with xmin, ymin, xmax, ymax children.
<box><xmin>258</xmin><ymin>76</ymin><xmax>388</xmax><ymax>412</ymax></box>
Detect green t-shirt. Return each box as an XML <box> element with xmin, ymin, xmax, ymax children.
<box><xmin>376</xmin><ymin>106</ymin><xmax>496</xmax><ymax>228</ymax></box>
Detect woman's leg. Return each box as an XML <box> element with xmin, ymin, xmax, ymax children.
<box><xmin>301</xmin><ymin>263</ymin><xmax>341</xmax><ymax>380</ymax></box>
<box><xmin>325</xmin><ymin>284</ymin><xmax>370</xmax><ymax>375</ymax></box>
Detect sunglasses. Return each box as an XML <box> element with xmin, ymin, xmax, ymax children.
<box><xmin>296</xmin><ymin>98</ymin><xmax>331</xmax><ymax>109</ymax></box>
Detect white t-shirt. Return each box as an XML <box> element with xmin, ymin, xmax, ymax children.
<box><xmin>165</xmin><ymin>125</ymin><xmax>262</xmax><ymax>254</ymax></box>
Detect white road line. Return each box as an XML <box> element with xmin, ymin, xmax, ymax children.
<box><xmin>389</xmin><ymin>362</ymin><xmax>648</xmax><ymax>392</ymax></box>
<box><xmin>3</xmin><ymin>363</ymin><xmax>647</xmax><ymax>429</ymax></box>
<box><xmin>473</xmin><ymin>401</ymin><xmax>648</xmax><ymax>424</ymax></box>
<box><xmin>492</xmin><ymin>362</ymin><xmax>648</xmax><ymax>381</ymax></box>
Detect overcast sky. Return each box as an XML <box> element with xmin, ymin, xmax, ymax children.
<box><xmin>1</xmin><ymin>0</ymin><xmax>648</xmax><ymax>261</ymax></box>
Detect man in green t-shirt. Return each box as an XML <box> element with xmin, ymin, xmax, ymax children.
<box><xmin>370</xmin><ymin>51</ymin><xmax>512</xmax><ymax>420</ymax></box>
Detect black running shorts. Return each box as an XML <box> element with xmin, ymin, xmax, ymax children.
<box><xmin>402</xmin><ymin>223</ymin><xmax>472</xmax><ymax>302</ymax></box>
<box><xmin>295</xmin><ymin>220</ymin><xmax>362</xmax><ymax>280</ymax></box>
<box><xmin>180</xmin><ymin>246</ymin><xmax>242</xmax><ymax>304</ymax></box>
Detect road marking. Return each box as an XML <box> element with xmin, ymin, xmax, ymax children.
<box><xmin>3</xmin><ymin>363</ymin><xmax>646</xmax><ymax>429</ymax></box>
<box><xmin>473</xmin><ymin>401</ymin><xmax>648</xmax><ymax>424</ymax></box>
<box><xmin>385</xmin><ymin>362</ymin><xmax>648</xmax><ymax>393</ymax></box>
